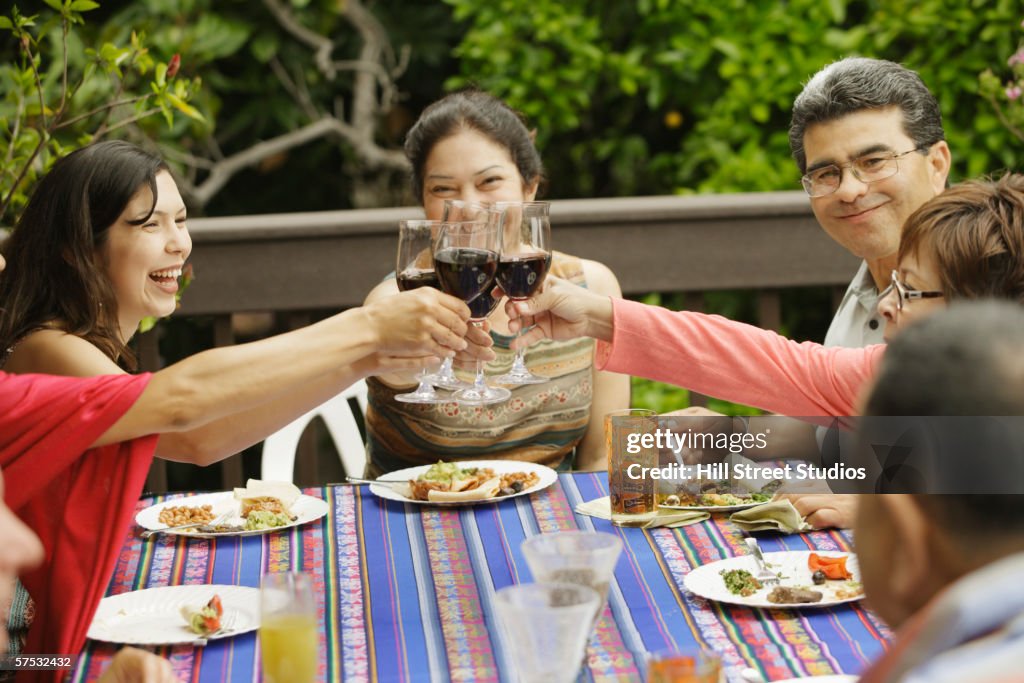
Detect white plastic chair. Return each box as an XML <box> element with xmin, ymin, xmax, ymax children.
<box><xmin>261</xmin><ymin>379</ymin><xmax>369</xmax><ymax>482</ymax></box>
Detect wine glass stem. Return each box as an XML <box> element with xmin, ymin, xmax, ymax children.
<box><xmin>472</xmin><ymin>320</ymin><xmax>487</xmax><ymax>392</ymax></box>
<box><xmin>413</xmin><ymin>370</ymin><xmax>434</xmax><ymax>396</ymax></box>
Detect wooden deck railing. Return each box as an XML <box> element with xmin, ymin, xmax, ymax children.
<box><xmin>138</xmin><ymin>191</ymin><xmax>860</xmax><ymax>492</ymax></box>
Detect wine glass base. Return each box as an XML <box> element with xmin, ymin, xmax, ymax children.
<box><xmin>426</xmin><ymin>375</ymin><xmax>473</xmax><ymax>391</ymax></box>
<box><xmin>454</xmin><ymin>386</ymin><xmax>512</xmax><ymax>406</ymax></box>
<box><xmin>493</xmin><ymin>370</ymin><xmax>549</xmax><ymax>385</ymax></box>
<box><xmin>394</xmin><ymin>393</ymin><xmax>450</xmax><ymax>404</ymax></box>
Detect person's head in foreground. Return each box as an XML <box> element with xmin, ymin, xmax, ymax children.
<box><xmin>854</xmin><ymin>300</ymin><xmax>1024</xmax><ymax>682</ymax></box>
<box><xmin>790</xmin><ymin>57</ymin><xmax>950</xmax><ymax>268</ymax></box>
<box><xmin>0</xmin><ymin>139</ymin><xmax>188</xmax><ymax>369</ymax></box>
<box><xmin>876</xmin><ymin>172</ymin><xmax>1024</xmax><ymax>340</ymax></box>
<box><xmin>404</xmin><ymin>88</ymin><xmax>542</xmax><ymax>218</ymax></box>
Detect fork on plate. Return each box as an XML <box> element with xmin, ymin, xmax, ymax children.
<box><xmin>192</xmin><ymin>610</ymin><xmax>238</xmax><ymax>647</ymax></box>
<box><xmin>744</xmin><ymin>537</ymin><xmax>780</xmax><ymax>586</ymax></box>
<box><xmin>142</xmin><ymin>511</ymin><xmax>232</xmax><ymax>539</ymax></box>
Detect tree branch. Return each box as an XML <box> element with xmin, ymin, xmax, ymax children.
<box><xmin>987</xmin><ymin>94</ymin><xmax>1024</xmax><ymax>143</ymax></box>
<box><xmin>55</xmin><ymin>94</ymin><xmax>149</xmax><ymax>130</ymax></box>
<box><xmin>262</xmin><ymin>0</ymin><xmax>336</xmax><ymax>78</ymax></box>
<box><xmin>184</xmin><ymin>116</ymin><xmax>409</xmax><ymax>208</ymax></box>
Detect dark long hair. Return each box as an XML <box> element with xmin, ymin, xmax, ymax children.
<box><xmin>404</xmin><ymin>88</ymin><xmax>545</xmax><ymax>202</ymax></box>
<box><xmin>0</xmin><ymin>140</ymin><xmax>168</xmax><ymax>369</ymax></box>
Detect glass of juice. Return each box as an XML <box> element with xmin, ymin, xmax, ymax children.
<box><xmin>260</xmin><ymin>572</ymin><xmax>318</xmax><ymax>683</ymax></box>
<box><xmin>645</xmin><ymin>648</ymin><xmax>722</xmax><ymax>683</ymax></box>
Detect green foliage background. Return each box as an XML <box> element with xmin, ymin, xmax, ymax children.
<box><xmin>4</xmin><ymin>0</ymin><xmax>1022</xmax><ymax>419</ymax></box>
<box><xmin>445</xmin><ymin>0</ymin><xmax>1021</xmax><ymax>412</ymax></box>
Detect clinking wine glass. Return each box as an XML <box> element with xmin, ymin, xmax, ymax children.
<box><xmin>493</xmin><ymin>201</ymin><xmax>551</xmax><ymax>385</ymax></box>
<box><xmin>430</xmin><ymin>199</ymin><xmax>498</xmax><ymax>390</ymax></box>
<box><xmin>433</xmin><ymin>218</ymin><xmax>511</xmax><ymax>406</ymax></box>
<box><xmin>393</xmin><ymin>219</ymin><xmax>451</xmax><ymax>404</ymax></box>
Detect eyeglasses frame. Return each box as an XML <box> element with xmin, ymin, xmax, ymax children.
<box><xmin>801</xmin><ymin>147</ymin><xmax>927</xmax><ymax>198</ymax></box>
<box><xmin>886</xmin><ymin>269</ymin><xmax>943</xmax><ymax>312</ymax></box>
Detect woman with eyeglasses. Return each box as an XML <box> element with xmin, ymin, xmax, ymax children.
<box><xmin>508</xmin><ymin>172</ymin><xmax>1023</xmax><ymax>423</ymax></box>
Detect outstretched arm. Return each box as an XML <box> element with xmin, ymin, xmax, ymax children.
<box><xmin>7</xmin><ymin>289</ymin><xmax>488</xmax><ymax>457</ymax></box>
<box><xmin>96</xmin><ymin>289</ymin><xmax>492</xmax><ymax>458</ymax></box>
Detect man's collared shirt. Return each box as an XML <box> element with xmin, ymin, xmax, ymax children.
<box><xmin>824</xmin><ymin>260</ymin><xmax>886</xmax><ymax>348</ymax></box>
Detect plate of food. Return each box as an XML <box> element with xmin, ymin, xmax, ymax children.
<box><xmin>368</xmin><ymin>460</ymin><xmax>557</xmax><ymax>506</ymax></box>
<box><xmin>135</xmin><ymin>479</ymin><xmax>329</xmax><ymax>538</ymax></box>
<box><xmin>684</xmin><ymin>551</ymin><xmax>864</xmax><ymax>609</ymax></box>
<box><xmin>658</xmin><ymin>491</ymin><xmax>773</xmax><ymax>512</ymax></box>
<box><xmin>88</xmin><ymin>584</ymin><xmax>260</xmax><ymax>645</ymax></box>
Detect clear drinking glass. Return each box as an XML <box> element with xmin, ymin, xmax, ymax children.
<box><xmin>393</xmin><ymin>219</ymin><xmax>451</xmax><ymax>404</ymax></box>
<box><xmin>260</xmin><ymin>572</ymin><xmax>318</xmax><ymax>683</ymax></box>
<box><xmin>520</xmin><ymin>531</ymin><xmax>623</xmax><ymax>604</ymax></box>
<box><xmin>433</xmin><ymin>216</ymin><xmax>511</xmax><ymax>405</ymax></box>
<box><xmin>494</xmin><ymin>582</ymin><xmax>600</xmax><ymax>683</ymax></box>
<box><xmin>493</xmin><ymin>201</ymin><xmax>552</xmax><ymax>385</ymax></box>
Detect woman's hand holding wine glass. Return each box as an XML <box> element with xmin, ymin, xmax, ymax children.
<box><xmin>392</xmin><ymin>220</ymin><xmax>452</xmax><ymax>404</ymax></box>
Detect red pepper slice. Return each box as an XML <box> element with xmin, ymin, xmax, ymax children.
<box><xmin>207</xmin><ymin>594</ymin><xmax>224</xmax><ymax>618</ymax></box>
<box><xmin>808</xmin><ymin>552</ymin><xmax>852</xmax><ymax>580</ymax></box>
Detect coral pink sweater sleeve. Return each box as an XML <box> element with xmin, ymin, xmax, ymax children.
<box><xmin>595</xmin><ymin>298</ymin><xmax>885</xmax><ymax>416</ymax></box>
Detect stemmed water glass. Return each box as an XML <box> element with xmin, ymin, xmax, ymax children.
<box><xmin>432</xmin><ymin>217</ymin><xmax>511</xmax><ymax>405</ymax></box>
<box><xmin>493</xmin><ymin>201</ymin><xmax>551</xmax><ymax>385</ymax></box>
<box><xmin>393</xmin><ymin>219</ymin><xmax>450</xmax><ymax>404</ymax></box>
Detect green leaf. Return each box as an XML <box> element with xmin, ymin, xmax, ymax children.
<box><xmin>138</xmin><ymin>316</ymin><xmax>157</xmax><ymax>334</ymax></box>
<box><xmin>250</xmin><ymin>34</ymin><xmax>278</xmax><ymax>63</ymax></box>
<box><xmin>167</xmin><ymin>93</ymin><xmax>205</xmax><ymax>122</ymax></box>
<box><xmin>42</xmin><ymin>0</ymin><xmax>62</xmax><ymax>11</ymax></box>
<box><xmin>69</xmin><ymin>0</ymin><xmax>100</xmax><ymax>11</ymax></box>
<box><xmin>0</xmin><ymin>17</ymin><xmax>12</xmax><ymax>30</ymax></box>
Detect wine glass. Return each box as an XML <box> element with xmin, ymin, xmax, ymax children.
<box><xmin>433</xmin><ymin>218</ymin><xmax>511</xmax><ymax>405</ymax></box>
<box><xmin>393</xmin><ymin>219</ymin><xmax>451</xmax><ymax>404</ymax></box>
<box><xmin>429</xmin><ymin>199</ymin><xmax>497</xmax><ymax>390</ymax></box>
<box><xmin>493</xmin><ymin>201</ymin><xmax>551</xmax><ymax>385</ymax></box>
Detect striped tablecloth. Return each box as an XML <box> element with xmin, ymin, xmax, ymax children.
<box><xmin>74</xmin><ymin>473</ymin><xmax>889</xmax><ymax>682</ymax></box>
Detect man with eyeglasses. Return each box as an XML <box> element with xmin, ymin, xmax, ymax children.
<box><xmin>790</xmin><ymin>56</ymin><xmax>952</xmax><ymax>347</ymax></box>
<box><xmin>757</xmin><ymin>58</ymin><xmax>952</xmax><ymax>527</ymax></box>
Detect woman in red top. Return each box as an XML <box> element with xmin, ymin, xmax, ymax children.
<box><xmin>0</xmin><ymin>139</ymin><xmax>492</xmax><ymax>666</ymax></box>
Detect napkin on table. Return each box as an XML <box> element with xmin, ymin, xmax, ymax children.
<box><xmin>575</xmin><ymin>497</ymin><xmax>709</xmax><ymax>528</ymax></box>
<box><xmin>729</xmin><ymin>499</ymin><xmax>812</xmax><ymax>533</ymax></box>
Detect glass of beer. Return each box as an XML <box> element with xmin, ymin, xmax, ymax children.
<box><xmin>606</xmin><ymin>408</ymin><xmax>659</xmax><ymax>527</ymax></box>
<box><xmin>260</xmin><ymin>572</ymin><xmax>318</xmax><ymax>683</ymax></box>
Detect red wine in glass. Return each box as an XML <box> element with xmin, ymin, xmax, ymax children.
<box><xmin>397</xmin><ymin>268</ymin><xmax>441</xmax><ymax>292</ymax></box>
<box><xmin>394</xmin><ymin>219</ymin><xmax>449</xmax><ymax>404</ymax></box>
<box><xmin>496</xmin><ymin>253</ymin><xmax>551</xmax><ymax>299</ymax></box>
<box><xmin>434</xmin><ymin>247</ymin><xmax>499</xmax><ymax>303</ymax></box>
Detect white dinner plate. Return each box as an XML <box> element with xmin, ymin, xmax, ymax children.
<box><xmin>88</xmin><ymin>584</ymin><xmax>260</xmax><ymax>645</ymax></box>
<box><xmin>773</xmin><ymin>677</ymin><xmax>857</xmax><ymax>683</ymax></box>
<box><xmin>135</xmin><ymin>491</ymin><xmax>329</xmax><ymax>538</ymax></box>
<box><xmin>659</xmin><ymin>501</ymin><xmax>766</xmax><ymax>513</ymax></box>
<box><xmin>684</xmin><ymin>551</ymin><xmax>863</xmax><ymax>609</ymax></box>
<box><xmin>369</xmin><ymin>460</ymin><xmax>557</xmax><ymax>506</ymax></box>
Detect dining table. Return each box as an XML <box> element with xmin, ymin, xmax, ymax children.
<box><xmin>72</xmin><ymin>472</ymin><xmax>889</xmax><ymax>682</ymax></box>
